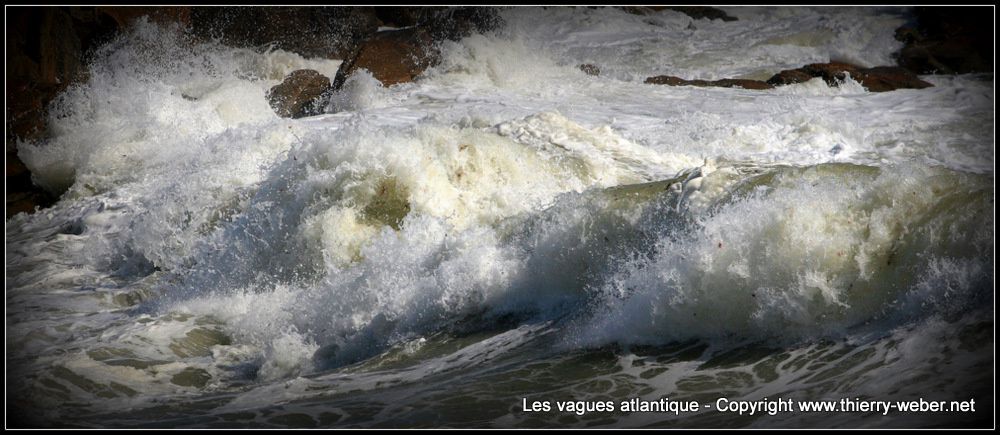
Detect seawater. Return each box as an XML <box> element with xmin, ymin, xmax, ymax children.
<box><xmin>6</xmin><ymin>7</ymin><xmax>994</xmax><ymax>428</ymax></box>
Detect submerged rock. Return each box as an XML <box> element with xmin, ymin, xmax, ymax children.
<box><xmin>267</xmin><ymin>69</ymin><xmax>332</xmax><ymax>118</ymax></box>
<box><xmin>766</xmin><ymin>62</ymin><xmax>933</xmax><ymax>92</ymax></box>
<box><xmin>645</xmin><ymin>75</ymin><xmax>773</xmax><ymax>90</ymax></box>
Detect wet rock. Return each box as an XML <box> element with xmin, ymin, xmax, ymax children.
<box><xmin>190</xmin><ymin>7</ymin><xmax>380</xmax><ymax>60</ymax></box>
<box><xmin>267</xmin><ymin>69</ymin><xmax>332</xmax><ymax>118</ymax></box>
<box><xmin>331</xmin><ymin>27</ymin><xmax>437</xmax><ymax>90</ymax></box>
<box><xmin>6</xmin><ymin>7</ymin><xmax>191</xmax><ymax>216</ymax></box>
<box><xmin>645</xmin><ymin>75</ymin><xmax>773</xmax><ymax>90</ymax></box>
<box><xmin>578</xmin><ymin>64</ymin><xmax>600</xmax><ymax>76</ymax></box>
<box><xmin>421</xmin><ymin>6</ymin><xmax>504</xmax><ymax>43</ymax></box>
<box><xmin>852</xmin><ymin>66</ymin><xmax>934</xmax><ymax>92</ymax></box>
<box><xmin>6</xmin><ymin>151</ymin><xmax>57</xmax><ymax>219</ymax></box>
<box><xmin>895</xmin><ymin>7</ymin><xmax>992</xmax><ymax>74</ymax></box>
<box><xmin>764</xmin><ymin>69</ymin><xmax>814</xmax><ymax>86</ymax></box>
<box><xmin>332</xmin><ymin>7</ymin><xmax>504</xmax><ymax>91</ymax></box>
<box><xmin>767</xmin><ymin>62</ymin><xmax>932</xmax><ymax>91</ymax></box>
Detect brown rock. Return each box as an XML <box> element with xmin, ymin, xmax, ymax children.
<box><xmin>767</xmin><ymin>62</ymin><xmax>932</xmax><ymax>92</ymax></box>
<box><xmin>645</xmin><ymin>75</ymin><xmax>772</xmax><ymax>90</ymax></box>
<box><xmin>267</xmin><ymin>70</ymin><xmax>332</xmax><ymax>118</ymax></box>
<box><xmin>645</xmin><ymin>75</ymin><xmax>688</xmax><ymax>86</ymax></box>
<box><xmin>765</xmin><ymin>69</ymin><xmax>814</xmax><ymax>86</ymax></box>
<box><xmin>578</xmin><ymin>64</ymin><xmax>600</xmax><ymax>76</ymax></box>
<box><xmin>332</xmin><ymin>27</ymin><xmax>437</xmax><ymax>90</ymax></box>
<box><xmin>711</xmin><ymin>79</ymin><xmax>773</xmax><ymax>90</ymax></box>
<box><xmin>854</xmin><ymin>67</ymin><xmax>933</xmax><ymax>92</ymax></box>
<box><xmin>801</xmin><ymin>62</ymin><xmax>863</xmax><ymax>85</ymax></box>
<box><xmin>329</xmin><ymin>7</ymin><xmax>504</xmax><ymax>92</ymax></box>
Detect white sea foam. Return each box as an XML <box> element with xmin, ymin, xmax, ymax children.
<box><xmin>7</xmin><ymin>7</ymin><xmax>993</xmax><ymax>425</ymax></box>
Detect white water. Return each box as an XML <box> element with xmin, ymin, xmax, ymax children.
<box><xmin>7</xmin><ymin>7</ymin><xmax>994</xmax><ymax>428</ymax></box>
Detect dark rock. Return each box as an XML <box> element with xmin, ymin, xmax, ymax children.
<box><xmin>765</xmin><ymin>69</ymin><xmax>814</xmax><ymax>86</ymax></box>
<box><xmin>645</xmin><ymin>75</ymin><xmax>688</xmax><ymax>86</ymax></box>
<box><xmin>710</xmin><ymin>79</ymin><xmax>773</xmax><ymax>90</ymax></box>
<box><xmin>190</xmin><ymin>7</ymin><xmax>380</xmax><ymax>60</ymax></box>
<box><xmin>267</xmin><ymin>69</ymin><xmax>332</xmax><ymax>118</ymax></box>
<box><xmin>6</xmin><ymin>151</ymin><xmax>57</xmax><ymax>219</ymax></box>
<box><xmin>578</xmin><ymin>64</ymin><xmax>600</xmax><ymax>76</ymax></box>
<box><xmin>645</xmin><ymin>75</ymin><xmax>772</xmax><ymax>90</ymax></box>
<box><xmin>895</xmin><ymin>6</ymin><xmax>992</xmax><ymax>74</ymax></box>
<box><xmin>373</xmin><ymin>6</ymin><xmax>445</xmax><ymax>28</ymax></box>
<box><xmin>660</xmin><ymin>7</ymin><xmax>737</xmax><ymax>22</ymax></box>
<box><xmin>767</xmin><ymin>62</ymin><xmax>932</xmax><ymax>92</ymax></box>
<box><xmin>421</xmin><ymin>7</ymin><xmax>504</xmax><ymax>42</ymax></box>
<box><xmin>96</xmin><ymin>6</ymin><xmax>191</xmax><ymax>28</ymax></box>
<box><xmin>6</xmin><ymin>7</ymin><xmax>192</xmax><ymax>216</ymax></box>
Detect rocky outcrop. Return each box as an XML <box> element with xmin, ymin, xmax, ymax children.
<box><xmin>645</xmin><ymin>75</ymin><xmax>773</xmax><ymax>90</ymax></box>
<box><xmin>648</xmin><ymin>61</ymin><xmax>932</xmax><ymax>93</ymax></box>
<box><xmin>619</xmin><ymin>6</ymin><xmax>737</xmax><ymax>21</ymax></box>
<box><xmin>331</xmin><ymin>27</ymin><xmax>438</xmax><ymax>91</ymax></box>
<box><xmin>190</xmin><ymin>7</ymin><xmax>380</xmax><ymax>60</ymax></box>
<box><xmin>848</xmin><ymin>66</ymin><xmax>935</xmax><ymax>92</ymax></box>
<box><xmin>894</xmin><ymin>6</ymin><xmax>992</xmax><ymax>74</ymax></box>
<box><xmin>766</xmin><ymin>62</ymin><xmax>933</xmax><ymax>92</ymax></box>
<box><xmin>421</xmin><ymin>6</ymin><xmax>504</xmax><ymax>42</ymax></box>
<box><xmin>6</xmin><ymin>6</ymin><xmax>192</xmax><ymax>217</ymax></box>
<box><xmin>267</xmin><ymin>70</ymin><xmax>333</xmax><ymax>118</ymax></box>
<box><xmin>331</xmin><ymin>7</ymin><xmax>503</xmax><ymax>92</ymax></box>
<box><xmin>6</xmin><ymin>152</ymin><xmax>57</xmax><ymax>219</ymax></box>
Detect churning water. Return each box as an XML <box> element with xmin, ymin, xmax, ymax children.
<box><xmin>6</xmin><ymin>7</ymin><xmax>994</xmax><ymax>428</ymax></box>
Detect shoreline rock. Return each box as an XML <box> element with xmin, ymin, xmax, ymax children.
<box><xmin>894</xmin><ymin>6</ymin><xmax>992</xmax><ymax>74</ymax></box>
<box><xmin>766</xmin><ymin>62</ymin><xmax>933</xmax><ymax>92</ymax></box>
<box><xmin>267</xmin><ymin>70</ymin><xmax>333</xmax><ymax>119</ymax></box>
<box><xmin>330</xmin><ymin>7</ymin><xmax>503</xmax><ymax>94</ymax></box>
<box><xmin>331</xmin><ymin>27</ymin><xmax>438</xmax><ymax>91</ymax></box>
<box><xmin>645</xmin><ymin>75</ymin><xmax>773</xmax><ymax>89</ymax></box>
<box><xmin>646</xmin><ymin>61</ymin><xmax>933</xmax><ymax>93</ymax></box>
